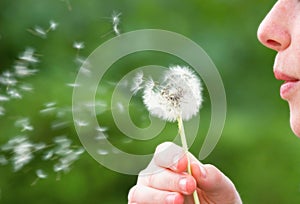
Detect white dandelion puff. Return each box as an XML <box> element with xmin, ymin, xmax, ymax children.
<box><xmin>14</xmin><ymin>118</ymin><xmax>34</xmax><ymax>132</ymax></box>
<box><xmin>28</xmin><ymin>26</ymin><xmax>47</xmax><ymax>39</ymax></box>
<box><xmin>7</xmin><ymin>88</ymin><xmax>22</xmax><ymax>99</ymax></box>
<box><xmin>143</xmin><ymin>65</ymin><xmax>203</xmax><ymax>122</ymax></box>
<box><xmin>131</xmin><ymin>71</ymin><xmax>144</xmax><ymax>95</ymax></box>
<box><xmin>97</xmin><ymin>149</ymin><xmax>109</xmax><ymax>155</ymax></box>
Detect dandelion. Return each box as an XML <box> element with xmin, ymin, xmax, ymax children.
<box><xmin>0</xmin><ymin>95</ymin><xmax>9</xmax><ymax>102</ymax></box>
<box><xmin>15</xmin><ymin>118</ymin><xmax>34</xmax><ymax>132</ymax></box>
<box><xmin>137</xmin><ymin>65</ymin><xmax>203</xmax><ymax>204</ymax></box>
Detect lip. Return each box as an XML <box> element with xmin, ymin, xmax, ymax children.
<box><xmin>274</xmin><ymin>70</ymin><xmax>300</xmax><ymax>100</ymax></box>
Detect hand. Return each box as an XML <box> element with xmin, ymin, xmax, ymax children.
<box><xmin>128</xmin><ymin>142</ymin><xmax>242</xmax><ymax>204</ymax></box>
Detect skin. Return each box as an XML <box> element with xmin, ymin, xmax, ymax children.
<box><xmin>128</xmin><ymin>0</ymin><xmax>300</xmax><ymax>203</ymax></box>
<box><xmin>257</xmin><ymin>0</ymin><xmax>300</xmax><ymax>137</ymax></box>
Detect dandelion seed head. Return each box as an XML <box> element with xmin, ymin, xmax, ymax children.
<box><xmin>142</xmin><ymin>65</ymin><xmax>203</xmax><ymax>122</ymax></box>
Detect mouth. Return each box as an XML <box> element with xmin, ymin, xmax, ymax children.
<box><xmin>274</xmin><ymin>70</ymin><xmax>300</xmax><ymax>100</ymax></box>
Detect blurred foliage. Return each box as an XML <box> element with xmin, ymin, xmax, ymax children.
<box><xmin>1</xmin><ymin>0</ymin><xmax>300</xmax><ymax>203</ymax></box>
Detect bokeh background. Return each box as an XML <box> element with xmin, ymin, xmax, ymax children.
<box><xmin>1</xmin><ymin>0</ymin><xmax>300</xmax><ymax>203</ymax></box>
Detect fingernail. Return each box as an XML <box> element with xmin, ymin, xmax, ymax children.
<box><xmin>179</xmin><ymin>177</ymin><xmax>188</xmax><ymax>193</ymax></box>
<box><xmin>166</xmin><ymin>193</ymin><xmax>181</xmax><ymax>204</ymax></box>
<box><xmin>199</xmin><ymin>164</ymin><xmax>207</xmax><ymax>178</ymax></box>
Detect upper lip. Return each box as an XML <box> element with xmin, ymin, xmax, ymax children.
<box><xmin>274</xmin><ymin>70</ymin><xmax>299</xmax><ymax>82</ymax></box>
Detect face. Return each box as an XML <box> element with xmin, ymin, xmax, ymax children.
<box><xmin>257</xmin><ymin>0</ymin><xmax>300</xmax><ymax>137</ymax></box>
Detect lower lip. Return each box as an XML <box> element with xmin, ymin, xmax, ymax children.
<box><xmin>280</xmin><ymin>81</ymin><xmax>300</xmax><ymax>99</ymax></box>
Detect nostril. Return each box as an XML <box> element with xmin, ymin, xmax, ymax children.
<box><xmin>266</xmin><ymin>39</ymin><xmax>281</xmax><ymax>47</ymax></box>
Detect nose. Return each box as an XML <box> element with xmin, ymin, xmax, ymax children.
<box><xmin>257</xmin><ymin>1</ymin><xmax>291</xmax><ymax>52</ymax></box>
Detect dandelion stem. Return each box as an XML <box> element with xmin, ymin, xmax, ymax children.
<box><xmin>177</xmin><ymin>115</ymin><xmax>200</xmax><ymax>204</ymax></box>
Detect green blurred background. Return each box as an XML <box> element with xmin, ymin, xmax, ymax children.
<box><xmin>1</xmin><ymin>0</ymin><xmax>300</xmax><ymax>203</ymax></box>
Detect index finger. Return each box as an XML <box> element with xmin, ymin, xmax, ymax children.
<box><xmin>153</xmin><ymin>142</ymin><xmax>188</xmax><ymax>173</ymax></box>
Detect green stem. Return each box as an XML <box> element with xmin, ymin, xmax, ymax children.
<box><xmin>177</xmin><ymin>116</ymin><xmax>200</xmax><ymax>204</ymax></box>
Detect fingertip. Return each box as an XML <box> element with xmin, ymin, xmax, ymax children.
<box><xmin>172</xmin><ymin>154</ymin><xmax>188</xmax><ymax>172</ymax></box>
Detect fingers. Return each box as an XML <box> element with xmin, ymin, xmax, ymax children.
<box><xmin>128</xmin><ymin>185</ymin><xmax>184</xmax><ymax>204</ymax></box>
<box><xmin>138</xmin><ymin>168</ymin><xmax>196</xmax><ymax>195</ymax></box>
<box><xmin>153</xmin><ymin>142</ymin><xmax>188</xmax><ymax>173</ymax></box>
<box><xmin>191</xmin><ymin>162</ymin><xmax>242</xmax><ymax>203</ymax></box>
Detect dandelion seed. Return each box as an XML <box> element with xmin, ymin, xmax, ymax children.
<box><xmin>97</xmin><ymin>149</ymin><xmax>109</xmax><ymax>155</ymax></box>
<box><xmin>131</xmin><ymin>71</ymin><xmax>144</xmax><ymax>95</ymax></box>
<box><xmin>36</xmin><ymin>169</ymin><xmax>48</xmax><ymax>179</ymax></box>
<box><xmin>49</xmin><ymin>20</ymin><xmax>58</xmax><ymax>31</ymax></box>
<box><xmin>19</xmin><ymin>83</ymin><xmax>34</xmax><ymax>92</ymax></box>
<box><xmin>95</xmin><ymin>126</ymin><xmax>108</xmax><ymax>132</ymax></box>
<box><xmin>42</xmin><ymin>150</ymin><xmax>53</xmax><ymax>160</ymax></box>
<box><xmin>75</xmin><ymin>120</ymin><xmax>89</xmax><ymax>127</ymax></box>
<box><xmin>112</xmin><ymin>11</ymin><xmax>121</xmax><ymax>35</ymax></box>
<box><xmin>7</xmin><ymin>89</ymin><xmax>22</xmax><ymax>99</ymax></box>
<box><xmin>28</xmin><ymin>26</ymin><xmax>47</xmax><ymax>39</ymax></box>
<box><xmin>66</xmin><ymin>83</ymin><xmax>80</xmax><ymax>87</ymax></box>
<box><xmin>0</xmin><ymin>95</ymin><xmax>9</xmax><ymax>102</ymax></box>
<box><xmin>19</xmin><ymin>48</ymin><xmax>39</xmax><ymax>63</ymax></box>
<box><xmin>73</xmin><ymin>41</ymin><xmax>85</xmax><ymax>50</ymax></box>
<box><xmin>15</xmin><ymin>118</ymin><xmax>33</xmax><ymax>132</ymax></box>
<box><xmin>3</xmin><ymin>71</ymin><xmax>14</xmax><ymax>78</ymax></box>
<box><xmin>51</xmin><ymin>120</ymin><xmax>69</xmax><ymax>130</ymax></box>
<box><xmin>3</xmin><ymin>136</ymin><xmax>35</xmax><ymax>171</ymax></box>
<box><xmin>0</xmin><ymin>75</ymin><xmax>18</xmax><ymax>86</ymax></box>
<box><xmin>14</xmin><ymin>63</ymin><xmax>38</xmax><ymax>77</ymax></box>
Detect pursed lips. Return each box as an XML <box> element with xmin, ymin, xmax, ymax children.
<box><xmin>274</xmin><ymin>70</ymin><xmax>300</xmax><ymax>99</ymax></box>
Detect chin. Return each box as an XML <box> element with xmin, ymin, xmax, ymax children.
<box><xmin>290</xmin><ymin>111</ymin><xmax>300</xmax><ymax>137</ymax></box>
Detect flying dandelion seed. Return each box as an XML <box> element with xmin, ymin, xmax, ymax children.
<box><xmin>73</xmin><ymin>41</ymin><xmax>85</xmax><ymax>50</ymax></box>
<box><xmin>28</xmin><ymin>26</ymin><xmax>47</xmax><ymax>39</ymax></box>
<box><xmin>49</xmin><ymin>20</ymin><xmax>58</xmax><ymax>31</ymax></box>
<box><xmin>19</xmin><ymin>48</ymin><xmax>39</xmax><ymax>64</ymax></box>
<box><xmin>14</xmin><ymin>118</ymin><xmax>34</xmax><ymax>132</ymax></box>
<box><xmin>0</xmin><ymin>95</ymin><xmax>9</xmax><ymax>102</ymax></box>
<box><xmin>112</xmin><ymin>11</ymin><xmax>121</xmax><ymax>35</ymax></box>
<box><xmin>36</xmin><ymin>169</ymin><xmax>48</xmax><ymax>179</ymax></box>
<box><xmin>97</xmin><ymin>149</ymin><xmax>109</xmax><ymax>155</ymax></box>
<box><xmin>95</xmin><ymin>126</ymin><xmax>108</xmax><ymax>132</ymax></box>
<box><xmin>131</xmin><ymin>71</ymin><xmax>144</xmax><ymax>95</ymax></box>
<box><xmin>66</xmin><ymin>83</ymin><xmax>80</xmax><ymax>88</ymax></box>
<box><xmin>7</xmin><ymin>88</ymin><xmax>22</xmax><ymax>99</ymax></box>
